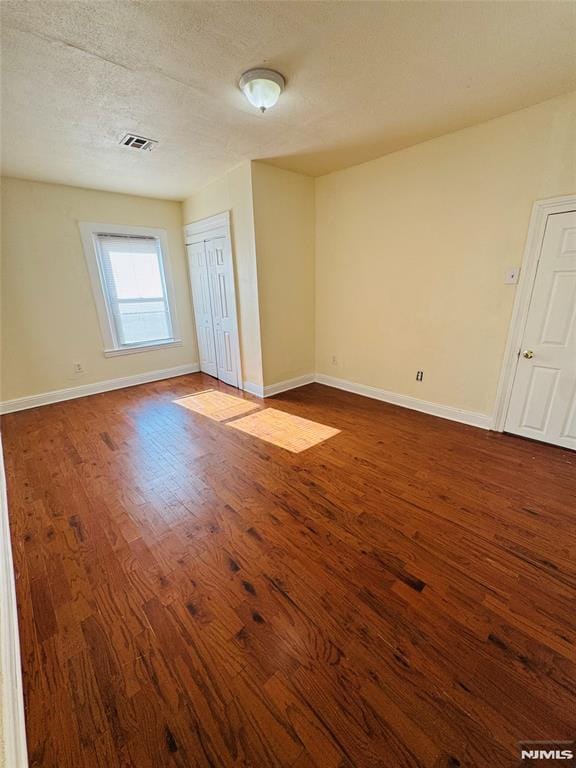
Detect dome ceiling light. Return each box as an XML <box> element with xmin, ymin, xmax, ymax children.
<box><xmin>239</xmin><ymin>68</ymin><xmax>285</xmax><ymax>113</ymax></box>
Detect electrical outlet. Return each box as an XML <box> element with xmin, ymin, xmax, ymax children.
<box><xmin>416</xmin><ymin>370</ymin><xmax>424</xmax><ymax>382</ymax></box>
<box><xmin>331</xmin><ymin>354</ymin><xmax>338</xmax><ymax>366</ymax></box>
<box><xmin>73</xmin><ymin>362</ymin><xmax>85</xmax><ymax>375</ymax></box>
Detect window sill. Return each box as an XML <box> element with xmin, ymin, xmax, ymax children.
<box><xmin>103</xmin><ymin>339</ymin><xmax>183</xmax><ymax>358</ymax></box>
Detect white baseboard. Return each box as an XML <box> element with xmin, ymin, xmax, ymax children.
<box><xmin>315</xmin><ymin>373</ymin><xmax>491</xmax><ymax>430</ymax></box>
<box><xmin>0</xmin><ymin>363</ymin><xmax>200</xmax><ymax>414</ymax></box>
<box><xmin>264</xmin><ymin>374</ymin><xmax>316</xmax><ymax>398</ymax></box>
<box><xmin>0</xmin><ymin>436</ymin><xmax>28</xmax><ymax>768</ymax></box>
<box><xmin>243</xmin><ymin>374</ymin><xmax>316</xmax><ymax>399</ymax></box>
<box><xmin>243</xmin><ymin>381</ymin><xmax>265</xmax><ymax>398</ymax></box>
<box><xmin>0</xmin><ymin>363</ymin><xmax>491</xmax><ymax>431</ymax></box>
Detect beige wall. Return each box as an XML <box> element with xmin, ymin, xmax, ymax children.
<box><xmin>182</xmin><ymin>163</ymin><xmax>264</xmax><ymax>387</ymax></box>
<box><xmin>315</xmin><ymin>91</ymin><xmax>576</xmax><ymax>416</ymax></box>
<box><xmin>251</xmin><ymin>162</ymin><xmax>315</xmax><ymax>386</ymax></box>
<box><xmin>3</xmin><ymin>92</ymin><xmax>575</xmax><ymax>415</ymax></box>
<box><xmin>1</xmin><ymin>177</ymin><xmax>198</xmax><ymax>402</ymax></box>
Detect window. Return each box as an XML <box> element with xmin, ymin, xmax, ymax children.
<box><xmin>80</xmin><ymin>222</ymin><xmax>180</xmax><ymax>356</ymax></box>
<box><xmin>98</xmin><ymin>235</ymin><xmax>172</xmax><ymax>346</ymax></box>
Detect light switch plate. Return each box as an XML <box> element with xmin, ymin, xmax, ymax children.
<box><xmin>505</xmin><ymin>266</ymin><xmax>520</xmax><ymax>285</ymax></box>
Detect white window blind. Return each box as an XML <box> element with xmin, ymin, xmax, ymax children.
<box><xmin>96</xmin><ymin>234</ymin><xmax>174</xmax><ymax>347</ymax></box>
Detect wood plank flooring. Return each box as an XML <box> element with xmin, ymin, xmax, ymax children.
<box><xmin>3</xmin><ymin>373</ymin><xmax>576</xmax><ymax>767</ymax></box>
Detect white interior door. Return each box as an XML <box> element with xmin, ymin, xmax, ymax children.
<box><xmin>186</xmin><ymin>239</ymin><xmax>217</xmax><ymax>378</ymax></box>
<box><xmin>505</xmin><ymin>210</ymin><xmax>576</xmax><ymax>449</ymax></box>
<box><xmin>205</xmin><ymin>236</ymin><xmax>241</xmax><ymax>388</ymax></box>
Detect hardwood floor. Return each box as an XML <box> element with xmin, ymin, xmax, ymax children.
<box><xmin>3</xmin><ymin>373</ymin><xmax>576</xmax><ymax>768</ymax></box>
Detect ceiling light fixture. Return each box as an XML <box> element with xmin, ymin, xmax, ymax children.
<box><xmin>239</xmin><ymin>68</ymin><xmax>285</xmax><ymax>113</ymax></box>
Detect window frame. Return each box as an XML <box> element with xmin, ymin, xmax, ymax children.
<box><xmin>79</xmin><ymin>222</ymin><xmax>181</xmax><ymax>357</ymax></box>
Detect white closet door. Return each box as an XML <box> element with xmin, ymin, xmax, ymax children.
<box><xmin>505</xmin><ymin>210</ymin><xmax>576</xmax><ymax>449</ymax></box>
<box><xmin>205</xmin><ymin>236</ymin><xmax>241</xmax><ymax>388</ymax></box>
<box><xmin>186</xmin><ymin>239</ymin><xmax>217</xmax><ymax>378</ymax></box>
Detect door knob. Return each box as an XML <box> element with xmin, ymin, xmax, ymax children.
<box><xmin>522</xmin><ymin>350</ymin><xmax>534</xmax><ymax>359</ymax></box>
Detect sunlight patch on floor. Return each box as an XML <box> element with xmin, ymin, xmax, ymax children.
<box><xmin>174</xmin><ymin>389</ymin><xmax>260</xmax><ymax>422</ymax></box>
<box><xmin>228</xmin><ymin>407</ymin><xmax>340</xmax><ymax>453</ymax></box>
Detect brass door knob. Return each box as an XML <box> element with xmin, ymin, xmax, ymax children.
<box><xmin>522</xmin><ymin>350</ymin><xmax>534</xmax><ymax>359</ymax></box>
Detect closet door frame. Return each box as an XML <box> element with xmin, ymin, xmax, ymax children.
<box><xmin>184</xmin><ymin>211</ymin><xmax>243</xmax><ymax>389</ymax></box>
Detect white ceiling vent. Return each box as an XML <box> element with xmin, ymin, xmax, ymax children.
<box><xmin>119</xmin><ymin>133</ymin><xmax>158</xmax><ymax>151</ymax></box>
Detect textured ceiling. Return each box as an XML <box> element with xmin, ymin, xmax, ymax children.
<box><xmin>1</xmin><ymin>1</ymin><xmax>575</xmax><ymax>199</ymax></box>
